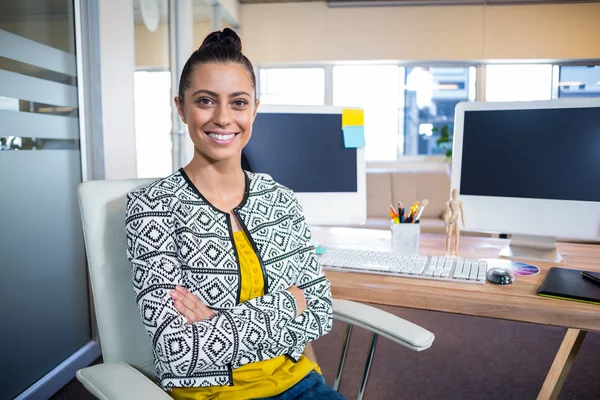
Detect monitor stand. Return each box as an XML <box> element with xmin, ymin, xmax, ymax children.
<box><xmin>499</xmin><ymin>234</ymin><xmax>563</xmax><ymax>263</ymax></box>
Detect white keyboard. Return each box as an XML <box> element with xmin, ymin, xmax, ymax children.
<box><xmin>319</xmin><ymin>248</ymin><xmax>489</xmax><ymax>284</ymax></box>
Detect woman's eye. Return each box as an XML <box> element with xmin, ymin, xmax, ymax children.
<box><xmin>232</xmin><ymin>100</ymin><xmax>247</xmax><ymax>108</ymax></box>
<box><xmin>196</xmin><ymin>98</ymin><xmax>213</xmax><ymax>106</ymax></box>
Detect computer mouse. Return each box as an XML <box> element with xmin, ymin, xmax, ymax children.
<box><xmin>486</xmin><ymin>267</ymin><xmax>514</xmax><ymax>285</ymax></box>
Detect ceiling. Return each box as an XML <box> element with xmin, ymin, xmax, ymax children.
<box><xmin>1</xmin><ymin>0</ymin><xmax>597</xmax><ymax>22</ymax></box>
<box><xmin>239</xmin><ymin>0</ymin><xmax>600</xmax><ymax>5</ymax></box>
<box><xmin>1</xmin><ymin>0</ymin><xmax>597</xmax><ymax>20</ymax></box>
<box><xmin>239</xmin><ymin>0</ymin><xmax>320</xmax><ymax>3</ymax></box>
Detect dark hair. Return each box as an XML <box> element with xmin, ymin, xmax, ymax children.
<box><xmin>177</xmin><ymin>28</ymin><xmax>256</xmax><ymax>101</ymax></box>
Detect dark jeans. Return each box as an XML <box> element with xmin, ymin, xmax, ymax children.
<box><xmin>255</xmin><ymin>371</ymin><xmax>346</xmax><ymax>400</ymax></box>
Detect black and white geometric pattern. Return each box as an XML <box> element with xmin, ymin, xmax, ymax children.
<box><xmin>125</xmin><ymin>170</ymin><xmax>333</xmax><ymax>390</ymax></box>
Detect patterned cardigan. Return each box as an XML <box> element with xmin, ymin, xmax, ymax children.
<box><xmin>125</xmin><ymin>169</ymin><xmax>333</xmax><ymax>390</ymax></box>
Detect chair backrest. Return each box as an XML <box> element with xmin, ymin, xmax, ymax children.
<box><xmin>78</xmin><ymin>178</ymin><xmax>158</xmax><ymax>378</ymax></box>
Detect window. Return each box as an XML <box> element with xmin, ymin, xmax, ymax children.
<box><xmin>402</xmin><ymin>66</ymin><xmax>474</xmax><ymax>156</ymax></box>
<box><xmin>257</xmin><ymin>62</ymin><xmax>600</xmax><ymax>162</ymax></box>
<box><xmin>259</xmin><ymin>68</ymin><xmax>325</xmax><ymax>105</ymax></box>
<box><xmin>259</xmin><ymin>64</ymin><xmax>476</xmax><ymax>160</ymax></box>
<box><xmin>133</xmin><ymin>0</ymin><xmax>173</xmax><ymax>178</ymax></box>
<box><xmin>557</xmin><ymin>65</ymin><xmax>600</xmax><ymax>98</ymax></box>
<box><xmin>486</xmin><ymin>64</ymin><xmax>553</xmax><ymax>102</ymax></box>
<box><xmin>333</xmin><ymin>65</ymin><xmax>401</xmax><ymax>161</ymax></box>
<box><xmin>134</xmin><ymin>71</ymin><xmax>173</xmax><ymax>178</ymax></box>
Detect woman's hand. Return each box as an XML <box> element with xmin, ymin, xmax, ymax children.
<box><xmin>287</xmin><ymin>285</ymin><xmax>307</xmax><ymax>316</ymax></box>
<box><xmin>170</xmin><ymin>285</ymin><xmax>216</xmax><ymax>323</ymax></box>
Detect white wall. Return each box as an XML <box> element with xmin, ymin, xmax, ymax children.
<box><xmin>98</xmin><ymin>0</ymin><xmax>137</xmax><ymax>179</ymax></box>
<box><xmin>134</xmin><ymin>21</ymin><xmax>213</xmax><ymax>69</ymax></box>
<box><xmin>240</xmin><ymin>2</ymin><xmax>600</xmax><ymax>64</ymax></box>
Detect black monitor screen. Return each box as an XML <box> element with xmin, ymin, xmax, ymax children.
<box><xmin>243</xmin><ymin>112</ymin><xmax>357</xmax><ymax>193</ymax></box>
<box><xmin>460</xmin><ymin>106</ymin><xmax>600</xmax><ymax>202</ymax></box>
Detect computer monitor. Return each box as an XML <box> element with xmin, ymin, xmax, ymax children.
<box><xmin>243</xmin><ymin>105</ymin><xmax>366</xmax><ymax>226</ymax></box>
<box><xmin>451</xmin><ymin>98</ymin><xmax>600</xmax><ymax>262</ymax></box>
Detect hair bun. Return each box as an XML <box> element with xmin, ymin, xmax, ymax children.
<box><xmin>200</xmin><ymin>28</ymin><xmax>242</xmax><ymax>52</ymax></box>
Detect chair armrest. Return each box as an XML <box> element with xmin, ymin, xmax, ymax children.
<box><xmin>76</xmin><ymin>362</ymin><xmax>171</xmax><ymax>400</ymax></box>
<box><xmin>332</xmin><ymin>298</ymin><xmax>435</xmax><ymax>351</ymax></box>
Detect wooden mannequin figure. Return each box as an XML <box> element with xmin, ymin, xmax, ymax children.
<box><xmin>445</xmin><ymin>188</ymin><xmax>465</xmax><ymax>257</ymax></box>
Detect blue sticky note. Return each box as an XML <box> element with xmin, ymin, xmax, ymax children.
<box><xmin>343</xmin><ymin>126</ymin><xmax>365</xmax><ymax>148</ymax></box>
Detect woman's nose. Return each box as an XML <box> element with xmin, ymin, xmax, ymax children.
<box><xmin>213</xmin><ymin>103</ymin><xmax>231</xmax><ymax>127</ymax></box>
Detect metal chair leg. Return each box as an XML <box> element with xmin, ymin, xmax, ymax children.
<box><xmin>333</xmin><ymin>324</ymin><xmax>353</xmax><ymax>391</ymax></box>
<box><xmin>357</xmin><ymin>333</ymin><xmax>379</xmax><ymax>400</ymax></box>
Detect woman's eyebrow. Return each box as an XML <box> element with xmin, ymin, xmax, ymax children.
<box><xmin>191</xmin><ymin>89</ymin><xmax>218</xmax><ymax>97</ymax></box>
<box><xmin>229</xmin><ymin>91</ymin><xmax>251</xmax><ymax>98</ymax></box>
<box><xmin>191</xmin><ymin>89</ymin><xmax>251</xmax><ymax>98</ymax></box>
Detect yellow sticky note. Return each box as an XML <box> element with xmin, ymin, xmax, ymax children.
<box><xmin>342</xmin><ymin>109</ymin><xmax>364</xmax><ymax>127</ymax></box>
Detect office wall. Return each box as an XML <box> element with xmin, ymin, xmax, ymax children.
<box><xmin>98</xmin><ymin>0</ymin><xmax>138</xmax><ymax>179</ymax></box>
<box><xmin>135</xmin><ymin>21</ymin><xmax>213</xmax><ymax>69</ymax></box>
<box><xmin>483</xmin><ymin>4</ymin><xmax>599</xmax><ymax>60</ymax></box>
<box><xmin>134</xmin><ymin>23</ymin><xmax>170</xmax><ymax>69</ymax></box>
<box><xmin>240</xmin><ymin>2</ymin><xmax>600</xmax><ymax>64</ymax></box>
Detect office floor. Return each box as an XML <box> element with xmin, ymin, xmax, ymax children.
<box><xmin>51</xmin><ymin>305</ymin><xmax>600</xmax><ymax>400</ymax></box>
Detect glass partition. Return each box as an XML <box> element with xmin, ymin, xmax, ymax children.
<box><xmin>0</xmin><ymin>1</ymin><xmax>90</xmax><ymax>398</ymax></box>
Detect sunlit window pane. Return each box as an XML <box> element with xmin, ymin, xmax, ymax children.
<box><xmin>333</xmin><ymin>65</ymin><xmax>400</xmax><ymax>161</ymax></box>
<box><xmin>403</xmin><ymin>66</ymin><xmax>473</xmax><ymax>156</ymax></box>
<box><xmin>259</xmin><ymin>68</ymin><xmax>325</xmax><ymax>105</ymax></box>
<box><xmin>134</xmin><ymin>71</ymin><xmax>173</xmax><ymax>178</ymax></box>
<box><xmin>486</xmin><ymin>64</ymin><xmax>552</xmax><ymax>102</ymax></box>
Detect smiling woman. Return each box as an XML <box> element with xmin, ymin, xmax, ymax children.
<box><xmin>125</xmin><ymin>29</ymin><xmax>345</xmax><ymax>400</ymax></box>
<box><xmin>175</xmin><ymin>63</ymin><xmax>256</xmax><ymax>161</ymax></box>
<box><xmin>174</xmin><ymin>30</ymin><xmax>257</xmax><ymax>167</ymax></box>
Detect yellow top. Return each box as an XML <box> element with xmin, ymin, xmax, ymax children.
<box><xmin>171</xmin><ymin>230</ymin><xmax>319</xmax><ymax>400</ymax></box>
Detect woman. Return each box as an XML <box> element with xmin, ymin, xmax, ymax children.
<box><xmin>125</xmin><ymin>28</ymin><xmax>344</xmax><ymax>400</ymax></box>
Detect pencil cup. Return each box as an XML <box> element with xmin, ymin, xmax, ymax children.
<box><xmin>391</xmin><ymin>223</ymin><xmax>421</xmax><ymax>255</ymax></box>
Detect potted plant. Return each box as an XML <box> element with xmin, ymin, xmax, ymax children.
<box><xmin>433</xmin><ymin>124</ymin><xmax>452</xmax><ymax>176</ymax></box>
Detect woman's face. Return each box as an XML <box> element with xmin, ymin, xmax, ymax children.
<box><xmin>175</xmin><ymin>62</ymin><xmax>258</xmax><ymax>163</ymax></box>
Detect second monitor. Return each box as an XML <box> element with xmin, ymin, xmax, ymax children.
<box><xmin>243</xmin><ymin>105</ymin><xmax>366</xmax><ymax>226</ymax></box>
<box><xmin>451</xmin><ymin>98</ymin><xmax>600</xmax><ymax>262</ymax></box>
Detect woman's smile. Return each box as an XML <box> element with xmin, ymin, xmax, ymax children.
<box><xmin>205</xmin><ymin>131</ymin><xmax>240</xmax><ymax>145</ymax></box>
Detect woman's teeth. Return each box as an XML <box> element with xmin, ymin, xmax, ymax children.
<box><xmin>208</xmin><ymin>133</ymin><xmax>235</xmax><ymax>141</ymax></box>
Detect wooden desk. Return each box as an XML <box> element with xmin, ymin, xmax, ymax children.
<box><xmin>312</xmin><ymin>227</ymin><xmax>600</xmax><ymax>400</ymax></box>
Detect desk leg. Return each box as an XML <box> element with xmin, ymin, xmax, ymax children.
<box><xmin>537</xmin><ymin>328</ymin><xmax>587</xmax><ymax>400</ymax></box>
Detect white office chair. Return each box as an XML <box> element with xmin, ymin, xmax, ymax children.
<box><xmin>75</xmin><ymin>179</ymin><xmax>434</xmax><ymax>400</ymax></box>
